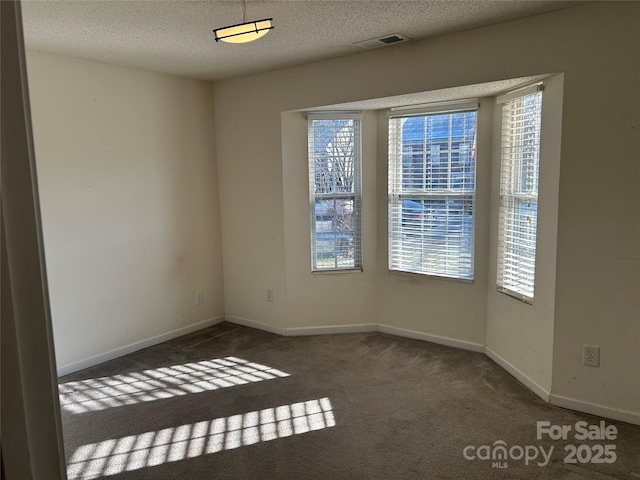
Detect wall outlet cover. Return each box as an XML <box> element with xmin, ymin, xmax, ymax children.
<box><xmin>583</xmin><ymin>345</ymin><xmax>600</xmax><ymax>367</ymax></box>
<box><xmin>195</xmin><ymin>291</ymin><xmax>204</xmax><ymax>305</ymax></box>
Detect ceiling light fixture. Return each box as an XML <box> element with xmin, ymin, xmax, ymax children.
<box><xmin>213</xmin><ymin>0</ymin><xmax>273</xmax><ymax>44</ymax></box>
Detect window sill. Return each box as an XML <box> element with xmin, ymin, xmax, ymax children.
<box><xmin>312</xmin><ymin>268</ymin><xmax>363</xmax><ymax>275</ymax></box>
<box><xmin>496</xmin><ymin>286</ymin><xmax>534</xmax><ymax>305</ymax></box>
<box><xmin>388</xmin><ymin>269</ymin><xmax>474</xmax><ymax>285</ymax></box>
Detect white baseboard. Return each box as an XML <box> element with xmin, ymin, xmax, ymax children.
<box><xmin>377</xmin><ymin>324</ymin><xmax>485</xmax><ymax>353</ymax></box>
<box><xmin>286</xmin><ymin>323</ymin><xmax>378</xmax><ymax>336</ymax></box>
<box><xmin>550</xmin><ymin>394</ymin><xmax>640</xmax><ymax>426</ymax></box>
<box><xmin>57</xmin><ymin>316</ymin><xmax>225</xmax><ymax>377</ymax></box>
<box><xmin>56</xmin><ymin>313</ymin><xmax>640</xmax><ymax>428</ymax></box>
<box><xmin>225</xmin><ymin>315</ymin><xmax>287</xmax><ymax>336</ymax></box>
<box><xmin>484</xmin><ymin>346</ymin><xmax>551</xmax><ymax>402</ymax></box>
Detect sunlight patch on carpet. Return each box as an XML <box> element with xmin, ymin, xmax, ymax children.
<box><xmin>67</xmin><ymin>397</ymin><xmax>336</xmax><ymax>479</ymax></box>
<box><xmin>59</xmin><ymin>357</ymin><xmax>289</xmax><ymax>413</ymax></box>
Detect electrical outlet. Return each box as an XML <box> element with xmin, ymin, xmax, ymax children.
<box><xmin>195</xmin><ymin>291</ymin><xmax>204</xmax><ymax>306</ymax></box>
<box><xmin>266</xmin><ymin>288</ymin><xmax>274</xmax><ymax>303</ymax></box>
<box><xmin>583</xmin><ymin>345</ymin><xmax>600</xmax><ymax>367</ymax></box>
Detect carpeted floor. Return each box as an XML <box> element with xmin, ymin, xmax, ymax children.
<box><xmin>58</xmin><ymin>322</ymin><xmax>640</xmax><ymax>479</ymax></box>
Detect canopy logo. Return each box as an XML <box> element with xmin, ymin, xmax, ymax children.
<box><xmin>463</xmin><ymin>441</ymin><xmax>553</xmax><ymax>468</ymax></box>
<box><xmin>463</xmin><ymin>420</ymin><xmax>618</xmax><ymax>469</ymax></box>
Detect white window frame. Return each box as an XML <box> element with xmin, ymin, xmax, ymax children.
<box><xmin>307</xmin><ymin>113</ymin><xmax>362</xmax><ymax>272</ymax></box>
<box><xmin>496</xmin><ymin>84</ymin><xmax>543</xmax><ymax>303</ymax></box>
<box><xmin>387</xmin><ymin>100</ymin><xmax>478</xmax><ymax>280</ymax></box>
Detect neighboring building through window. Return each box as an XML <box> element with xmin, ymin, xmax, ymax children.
<box><xmin>388</xmin><ymin>103</ymin><xmax>477</xmax><ymax>280</ymax></box>
<box><xmin>496</xmin><ymin>85</ymin><xmax>543</xmax><ymax>303</ymax></box>
<box><xmin>308</xmin><ymin>114</ymin><xmax>362</xmax><ymax>271</ymax></box>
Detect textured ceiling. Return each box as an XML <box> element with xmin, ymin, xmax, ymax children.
<box><xmin>22</xmin><ymin>0</ymin><xmax>581</xmax><ymax>81</ymax></box>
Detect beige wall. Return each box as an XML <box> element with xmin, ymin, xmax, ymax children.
<box><xmin>374</xmin><ymin>102</ymin><xmax>492</xmax><ymax>346</ymax></box>
<box><xmin>281</xmin><ymin>111</ymin><xmax>378</xmax><ymax>331</ymax></box>
<box><xmin>27</xmin><ymin>52</ymin><xmax>225</xmax><ymax>370</ymax></box>
<box><xmin>214</xmin><ymin>2</ymin><xmax>639</xmax><ymax>419</ymax></box>
<box><xmin>486</xmin><ymin>74</ymin><xmax>564</xmax><ymax>396</ymax></box>
<box><xmin>550</xmin><ymin>7</ymin><xmax>639</xmax><ymax>417</ymax></box>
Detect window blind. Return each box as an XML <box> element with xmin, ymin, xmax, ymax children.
<box><xmin>496</xmin><ymin>88</ymin><xmax>543</xmax><ymax>302</ymax></box>
<box><xmin>308</xmin><ymin>115</ymin><xmax>362</xmax><ymax>271</ymax></box>
<box><xmin>388</xmin><ymin>109</ymin><xmax>477</xmax><ymax>280</ymax></box>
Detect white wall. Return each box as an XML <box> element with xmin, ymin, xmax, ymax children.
<box><xmin>27</xmin><ymin>52</ymin><xmax>225</xmax><ymax>371</ymax></box>
<box><xmin>214</xmin><ymin>2</ymin><xmax>639</xmax><ymax>420</ymax></box>
<box><xmin>549</xmin><ymin>9</ymin><xmax>640</xmax><ymax>419</ymax></box>
<box><xmin>486</xmin><ymin>75</ymin><xmax>564</xmax><ymax>397</ymax></box>
<box><xmin>374</xmin><ymin>102</ymin><xmax>492</xmax><ymax>346</ymax></box>
<box><xmin>281</xmin><ymin>111</ymin><xmax>378</xmax><ymax>332</ymax></box>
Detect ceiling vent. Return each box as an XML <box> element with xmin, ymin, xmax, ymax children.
<box><xmin>354</xmin><ymin>34</ymin><xmax>410</xmax><ymax>50</ymax></box>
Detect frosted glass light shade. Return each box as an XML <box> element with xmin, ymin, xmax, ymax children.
<box><xmin>214</xmin><ymin>18</ymin><xmax>273</xmax><ymax>43</ymax></box>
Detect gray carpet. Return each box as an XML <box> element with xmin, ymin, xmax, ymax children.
<box><xmin>58</xmin><ymin>322</ymin><xmax>640</xmax><ymax>479</ymax></box>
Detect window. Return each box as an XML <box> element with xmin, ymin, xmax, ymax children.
<box><xmin>388</xmin><ymin>103</ymin><xmax>477</xmax><ymax>279</ymax></box>
<box><xmin>496</xmin><ymin>85</ymin><xmax>543</xmax><ymax>303</ymax></box>
<box><xmin>308</xmin><ymin>114</ymin><xmax>362</xmax><ymax>271</ymax></box>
